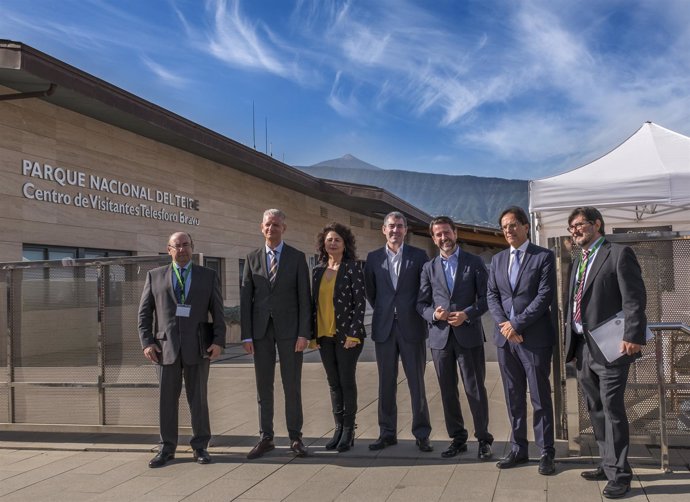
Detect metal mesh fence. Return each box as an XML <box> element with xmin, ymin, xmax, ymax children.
<box><xmin>0</xmin><ymin>255</ymin><xmax>197</xmax><ymax>428</ymax></box>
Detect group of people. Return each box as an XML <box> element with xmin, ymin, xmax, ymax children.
<box><xmin>138</xmin><ymin>204</ymin><xmax>647</xmax><ymax>500</ymax></box>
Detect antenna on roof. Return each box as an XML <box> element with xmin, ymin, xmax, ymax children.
<box><xmin>265</xmin><ymin>116</ymin><xmax>268</xmax><ymax>155</ymax></box>
<box><xmin>252</xmin><ymin>101</ymin><xmax>256</xmax><ymax>149</ymax></box>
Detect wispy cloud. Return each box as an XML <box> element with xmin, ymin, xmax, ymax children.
<box><xmin>327</xmin><ymin>71</ymin><xmax>362</xmax><ymax>119</ymax></box>
<box><xmin>141</xmin><ymin>56</ymin><xmax>191</xmax><ymax>89</ymax></box>
<box><xmin>205</xmin><ymin>0</ymin><xmax>307</xmax><ymax>81</ymax></box>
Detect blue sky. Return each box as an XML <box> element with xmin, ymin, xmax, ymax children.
<box><xmin>2</xmin><ymin>0</ymin><xmax>690</xmax><ymax>180</ymax></box>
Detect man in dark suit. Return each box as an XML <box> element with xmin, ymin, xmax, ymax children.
<box><xmin>417</xmin><ymin>216</ymin><xmax>494</xmax><ymax>459</ymax></box>
<box><xmin>364</xmin><ymin>211</ymin><xmax>432</xmax><ymax>452</ymax></box>
<box><xmin>241</xmin><ymin>208</ymin><xmax>311</xmax><ymax>459</ymax></box>
<box><xmin>565</xmin><ymin>207</ymin><xmax>647</xmax><ymax>499</ymax></box>
<box><xmin>487</xmin><ymin>206</ymin><xmax>556</xmax><ymax>475</ymax></box>
<box><xmin>138</xmin><ymin>231</ymin><xmax>226</xmax><ymax>468</ymax></box>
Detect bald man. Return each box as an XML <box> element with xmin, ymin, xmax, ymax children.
<box><xmin>138</xmin><ymin>231</ymin><xmax>226</xmax><ymax>468</ymax></box>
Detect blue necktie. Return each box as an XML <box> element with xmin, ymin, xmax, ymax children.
<box><xmin>509</xmin><ymin>249</ymin><xmax>521</xmax><ymax>289</ymax></box>
<box><xmin>443</xmin><ymin>258</ymin><xmax>455</xmax><ymax>292</ymax></box>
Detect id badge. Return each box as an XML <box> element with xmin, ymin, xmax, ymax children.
<box><xmin>176</xmin><ymin>304</ymin><xmax>191</xmax><ymax>317</ymax></box>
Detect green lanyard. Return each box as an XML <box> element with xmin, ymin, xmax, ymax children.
<box><xmin>573</xmin><ymin>237</ymin><xmax>603</xmax><ymax>294</ymax></box>
<box><xmin>172</xmin><ymin>263</ymin><xmax>190</xmax><ymax>303</ymax></box>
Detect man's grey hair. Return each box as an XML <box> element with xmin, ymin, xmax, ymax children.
<box><xmin>383</xmin><ymin>211</ymin><xmax>407</xmax><ymax>227</ymax></box>
<box><xmin>263</xmin><ymin>208</ymin><xmax>286</xmax><ymax>222</ymax></box>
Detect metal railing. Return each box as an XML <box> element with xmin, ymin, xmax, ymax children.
<box><xmin>0</xmin><ymin>254</ymin><xmax>202</xmax><ymax>432</ymax></box>
<box><xmin>649</xmin><ymin>323</ymin><xmax>690</xmax><ymax>472</ymax></box>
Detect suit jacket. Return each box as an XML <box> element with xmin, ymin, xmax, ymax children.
<box><xmin>364</xmin><ymin>245</ymin><xmax>429</xmax><ymax>343</ymax></box>
<box><xmin>138</xmin><ymin>263</ymin><xmax>226</xmax><ymax>366</ymax></box>
<box><xmin>240</xmin><ymin>242</ymin><xmax>311</xmax><ymax>341</ymax></box>
<box><xmin>564</xmin><ymin>239</ymin><xmax>647</xmax><ymax>366</ymax></box>
<box><xmin>487</xmin><ymin>242</ymin><xmax>556</xmax><ymax>348</ymax></box>
<box><xmin>311</xmin><ymin>259</ymin><xmax>367</xmax><ymax>342</ymax></box>
<box><xmin>417</xmin><ymin>248</ymin><xmax>488</xmax><ymax>350</ymax></box>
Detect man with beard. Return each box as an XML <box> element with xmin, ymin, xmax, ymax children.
<box><xmin>417</xmin><ymin>216</ymin><xmax>493</xmax><ymax>460</ymax></box>
<box><xmin>564</xmin><ymin>207</ymin><xmax>647</xmax><ymax>499</ymax></box>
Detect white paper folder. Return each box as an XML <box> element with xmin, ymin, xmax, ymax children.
<box><xmin>588</xmin><ymin>311</ymin><xmax>654</xmax><ymax>363</ymax></box>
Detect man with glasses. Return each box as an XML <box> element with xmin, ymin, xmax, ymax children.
<box><xmin>138</xmin><ymin>232</ymin><xmax>226</xmax><ymax>468</ymax></box>
<box><xmin>487</xmin><ymin>206</ymin><xmax>557</xmax><ymax>475</ymax></box>
<box><xmin>564</xmin><ymin>207</ymin><xmax>647</xmax><ymax>499</ymax></box>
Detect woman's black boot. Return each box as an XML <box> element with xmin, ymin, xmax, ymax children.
<box><xmin>337</xmin><ymin>426</ymin><xmax>355</xmax><ymax>452</ymax></box>
<box><xmin>325</xmin><ymin>417</ymin><xmax>343</xmax><ymax>450</ymax></box>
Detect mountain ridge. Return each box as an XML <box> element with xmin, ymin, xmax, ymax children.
<box><xmin>296</xmin><ymin>156</ymin><xmax>529</xmax><ymax>228</ymax></box>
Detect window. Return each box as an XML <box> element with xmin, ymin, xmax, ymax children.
<box><xmin>204</xmin><ymin>256</ymin><xmax>225</xmax><ymax>296</ymax></box>
<box><xmin>22</xmin><ymin>244</ymin><xmax>132</xmax><ymax>280</ymax></box>
<box><xmin>238</xmin><ymin>258</ymin><xmax>245</xmax><ymax>288</ymax></box>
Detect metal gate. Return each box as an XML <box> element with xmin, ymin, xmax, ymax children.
<box><xmin>0</xmin><ymin>255</ymin><xmax>201</xmax><ymax>432</ymax></box>
<box><xmin>551</xmin><ymin>232</ymin><xmax>690</xmax><ymax>469</ymax></box>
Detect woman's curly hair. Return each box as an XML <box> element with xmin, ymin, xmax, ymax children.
<box><xmin>316</xmin><ymin>222</ymin><xmax>358</xmax><ymax>263</ymax></box>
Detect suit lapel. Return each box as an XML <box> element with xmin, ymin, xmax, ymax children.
<box><xmin>272</xmin><ymin>244</ymin><xmax>290</xmax><ymax>289</ymax></box>
<box><xmin>514</xmin><ymin>245</ymin><xmax>532</xmax><ymax>289</ymax></box>
<box><xmin>259</xmin><ymin>247</ymin><xmax>269</xmax><ymax>279</ymax></box>
<box><xmin>450</xmin><ymin>249</ymin><xmax>465</xmax><ymax>295</ymax></box>
<box><xmin>432</xmin><ymin>256</ymin><xmax>449</xmax><ymax>295</ymax></box>
<box><xmin>499</xmin><ymin>249</ymin><xmax>511</xmax><ymax>290</ymax></box>
<box><xmin>165</xmin><ymin>265</ymin><xmax>177</xmax><ymax>304</ymax></box>
<box><xmin>379</xmin><ymin>248</ymin><xmax>396</xmax><ymax>291</ymax></box>
<box><xmin>185</xmin><ymin>264</ymin><xmax>199</xmax><ymax>303</ymax></box>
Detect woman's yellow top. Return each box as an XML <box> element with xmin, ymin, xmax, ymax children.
<box><xmin>317</xmin><ymin>272</ymin><xmax>337</xmax><ymax>338</ymax></box>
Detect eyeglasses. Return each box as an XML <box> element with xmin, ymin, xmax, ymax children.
<box><xmin>168</xmin><ymin>243</ymin><xmax>192</xmax><ymax>250</ymax></box>
<box><xmin>566</xmin><ymin>221</ymin><xmax>592</xmax><ymax>233</ymax></box>
<box><xmin>501</xmin><ymin>223</ymin><xmax>522</xmax><ymax>232</ymax></box>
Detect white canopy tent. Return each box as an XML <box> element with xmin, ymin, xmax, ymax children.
<box><xmin>529</xmin><ymin>122</ymin><xmax>690</xmax><ymax>246</ymax></box>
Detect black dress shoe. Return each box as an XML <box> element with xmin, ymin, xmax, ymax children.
<box><xmin>538</xmin><ymin>453</ymin><xmax>556</xmax><ymax>475</ymax></box>
<box><xmin>416</xmin><ymin>437</ymin><xmax>433</xmax><ymax>452</ymax></box>
<box><xmin>193</xmin><ymin>449</ymin><xmax>212</xmax><ymax>464</ymax></box>
<box><xmin>148</xmin><ymin>451</ymin><xmax>175</xmax><ymax>468</ymax></box>
<box><xmin>368</xmin><ymin>436</ymin><xmax>397</xmax><ymax>450</ymax></box>
<box><xmin>477</xmin><ymin>440</ymin><xmax>492</xmax><ymax>461</ymax></box>
<box><xmin>581</xmin><ymin>466</ymin><xmax>607</xmax><ymax>481</ymax></box>
<box><xmin>496</xmin><ymin>451</ymin><xmax>529</xmax><ymax>469</ymax></box>
<box><xmin>602</xmin><ymin>480</ymin><xmax>630</xmax><ymax>499</ymax></box>
<box><xmin>247</xmin><ymin>437</ymin><xmax>275</xmax><ymax>460</ymax></box>
<box><xmin>290</xmin><ymin>439</ymin><xmax>308</xmax><ymax>457</ymax></box>
<box><xmin>441</xmin><ymin>441</ymin><xmax>467</xmax><ymax>458</ymax></box>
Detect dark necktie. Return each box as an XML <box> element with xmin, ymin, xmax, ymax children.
<box><xmin>268</xmin><ymin>250</ymin><xmax>278</xmax><ymax>286</ymax></box>
<box><xmin>573</xmin><ymin>249</ymin><xmax>591</xmax><ymax>324</ymax></box>
<box><xmin>175</xmin><ymin>267</ymin><xmax>186</xmax><ymax>303</ymax></box>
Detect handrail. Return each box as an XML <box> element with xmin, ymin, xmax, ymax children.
<box><xmin>648</xmin><ymin>322</ymin><xmax>690</xmax><ymax>334</ymax></box>
<box><xmin>648</xmin><ymin>323</ymin><xmax>690</xmax><ymax>473</ymax></box>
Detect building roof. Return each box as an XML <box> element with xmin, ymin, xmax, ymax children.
<box><xmin>0</xmin><ymin>40</ymin><xmax>505</xmax><ymax>247</ymax></box>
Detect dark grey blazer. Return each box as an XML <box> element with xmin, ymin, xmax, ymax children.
<box><xmin>564</xmin><ymin>240</ymin><xmax>647</xmax><ymax>366</ymax></box>
<box><xmin>364</xmin><ymin>245</ymin><xmax>429</xmax><ymax>343</ymax></box>
<box><xmin>487</xmin><ymin>242</ymin><xmax>556</xmax><ymax>349</ymax></box>
<box><xmin>417</xmin><ymin>249</ymin><xmax>488</xmax><ymax>350</ymax></box>
<box><xmin>240</xmin><ymin>243</ymin><xmax>311</xmax><ymax>341</ymax></box>
<box><xmin>138</xmin><ymin>264</ymin><xmax>226</xmax><ymax>365</ymax></box>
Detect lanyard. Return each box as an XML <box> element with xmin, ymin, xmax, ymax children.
<box><xmin>172</xmin><ymin>263</ymin><xmax>190</xmax><ymax>303</ymax></box>
<box><xmin>573</xmin><ymin>237</ymin><xmax>603</xmax><ymax>294</ymax></box>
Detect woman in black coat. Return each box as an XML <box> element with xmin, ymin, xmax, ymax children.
<box><xmin>312</xmin><ymin>222</ymin><xmax>366</xmax><ymax>452</ymax></box>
